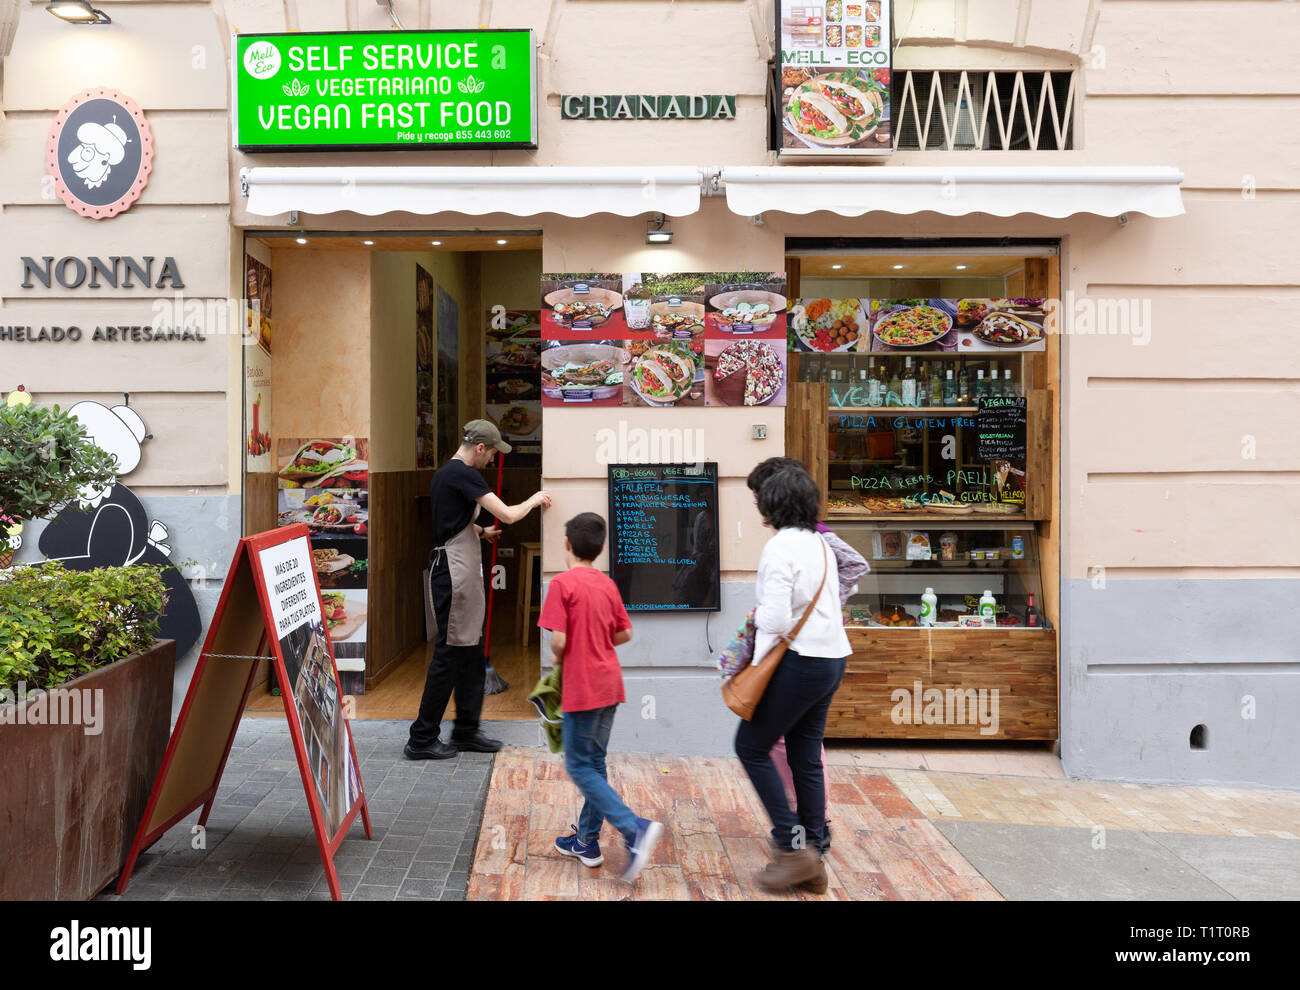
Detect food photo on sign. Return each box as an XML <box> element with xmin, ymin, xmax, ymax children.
<box><xmin>777</xmin><ymin>1</ymin><xmax>892</xmax><ymax>156</ymax></box>
<box><xmin>540</xmin><ymin>339</ymin><xmax>627</xmax><ymax>407</ymax></box>
<box><xmin>704</xmin><ymin>338</ymin><xmax>788</xmax><ymax>406</ymax></box>
<box><xmin>704</xmin><ymin>275</ymin><xmax>787</xmax><ymax>339</ymax></box>
<box><xmin>277</xmin><ymin>437</ymin><xmax>370</xmax><ymax>489</ymax></box>
<box><xmin>541</xmin><ymin>273</ymin><xmax>627</xmax><ymax>340</ymax></box>
<box><xmin>789</xmin><ymin>297</ymin><xmax>868</xmax><ymax>352</ymax></box>
<box><xmin>623</xmin><ymin>338</ymin><xmax>706</xmax><ymax>407</ymax></box>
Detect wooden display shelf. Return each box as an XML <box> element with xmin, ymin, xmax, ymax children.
<box><xmin>826</xmin><ymin>626</ymin><xmax>1058</xmax><ymax>740</ymax></box>
<box><xmin>830</xmin><ymin>406</ymin><xmax>978</xmax><ymax>415</ymax></box>
<box><xmin>824</xmin><ymin>510</ymin><xmax>1030</xmax><ymax>524</ymax></box>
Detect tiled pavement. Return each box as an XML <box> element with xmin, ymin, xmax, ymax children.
<box><xmin>469</xmin><ymin>746</ymin><xmax>1300</xmax><ymax>901</ymax></box>
<box><xmin>97</xmin><ymin>720</ymin><xmax>1300</xmax><ymax>901</ymax></box>
<box><xmin>96</xmin><ymin>718</ymin><xmax>528</xmax><ymax>902</ymax></box>
<box><xmin>468</xmin><ymin>748</ymin><xmax>1001</xmax><ymax>900</ymax></box>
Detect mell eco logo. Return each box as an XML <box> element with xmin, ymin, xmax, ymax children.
<box><xmin>243</xmin><ymin>39</ymin><xmax>282</xmax><ymax>79</ymax></box>
<box><xmin>45</xmin><ymin>88</ymin><xmax>153</xmax><ymax>220</ymax></box>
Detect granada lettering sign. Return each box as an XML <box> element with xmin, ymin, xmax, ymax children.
<box><xmin>233</xmin><ymin>29</ymin><xmax>537</xmax><ymax>150</ymax></box>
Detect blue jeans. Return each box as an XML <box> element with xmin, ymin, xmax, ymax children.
<box><xmin>734</xmin><ymin>648</ymin><xmax>846</xmax><ymax>853</ymax></box>
<box><xmin>563</xmin><ymin>705</ymin><xmax>639</xmax><ymax>845</ymax></box>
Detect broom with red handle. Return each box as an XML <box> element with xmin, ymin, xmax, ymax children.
<box><xmin>483</xmin><ymin>452</ymin><xmax>509</xmax><ymax>694</ymax></box>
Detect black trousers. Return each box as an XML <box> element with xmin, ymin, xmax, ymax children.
<box><xmin>734</xmin><ymin>648</ymin><xmax>846</xmax><ymax>853</ymax></box>
<box><xmin>408</xmin><ymin>560</ymin><xmax>485</xmax><ymax>748</ymax></box>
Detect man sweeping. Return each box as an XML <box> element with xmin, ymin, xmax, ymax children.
<box><xmin>406</xmin><ymin>420</ymin><xmax>551</xmax><ymax>760</ymax></box>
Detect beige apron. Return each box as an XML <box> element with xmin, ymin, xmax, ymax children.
<box><xmin>435</xmin><ymin>504</ymin><xmax>485</xmax><ymax>647</ymax></box>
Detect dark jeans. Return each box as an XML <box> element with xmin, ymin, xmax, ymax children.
<box><xmin>563</xmin><ymin>705</ymin><xmax>639</xmax><ymax>845</ymax></box>
<box><xmin>734</xmin><ymin>648</ymin><xmax>846</xmax><ymax>853</ymax></box>
<box><xmin>408</xmin><ymin>561</ymin><xmax>484</xmax><ymax>748</ymax></box>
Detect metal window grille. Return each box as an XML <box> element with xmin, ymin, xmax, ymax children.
<box><xmin>891</xmin><ymin>70</ymin><xmax>1077</xmax><ymax>151</ymax></box>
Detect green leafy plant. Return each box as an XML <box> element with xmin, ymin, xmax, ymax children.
<box><xmin>0</xmin><ymin>403</ymin><xmax>119</xmax><ymax>524</ymax></box>
<box><xmin>0</xmin><ymin>561</ymin><xmax>167</xmax><ymax>693</ymax></box>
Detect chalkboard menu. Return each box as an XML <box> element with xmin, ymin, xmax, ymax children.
<box><xmin>976</xmin><ymin>396</ymin><xmax>1027</xmax><ymax>462</ymax></box>
<box><xmin>608</xmin><ymin>462</ymin><xmax>721</xmax><ymax>612</ymax></box>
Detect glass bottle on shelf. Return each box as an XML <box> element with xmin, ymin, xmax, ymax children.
<box><xmin>988</xmin><ymin>361</ymin><xmax>999</xmax><ymax>397</ymax></box>
<box><xmin>943</xmin><ymin>368</ymin><xmax>956</xmax><ymax>405</ymax></box>
<box><xmin>866</xmin><ymin>358</ymin><xmax>883</xmax><ymax>406</ymax></box>
<box><xmin>974</xmin><ymin>368</ymin><xmax>988</xmax><ymax>402</ymax></box>
<box><xmin>888</xmin><ymin>359</ymin><xmax>902</xmax><ymax>405</ymax></box>
<box><xmin>929</xmin><ymin>361</ymin><xmax>944</xmax><ymax>406</ymax></box>
<box><xmin>1005</xmin><ymin>368</ymin><xmax>1018</xmax><ymax>397</ymax></box>
<box><xmin>901</xmin><ymin>357</ymin><xmax>918</xmax><ymax>407</ymax></box>
<box><xmin>957</xmin><ymin>363</ymin><xmax>970</xmax><ymax>405</ymax></box>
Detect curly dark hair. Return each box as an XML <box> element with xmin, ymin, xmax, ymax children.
<box><xmin>745</xmin><ymin>456</ymin><xmax>809</xmax><ymax>494</ymax></box>
<box><xmin>756</xmin><ymin>467</ymin><xmax>819</xmax><ymax>532</ymax></box>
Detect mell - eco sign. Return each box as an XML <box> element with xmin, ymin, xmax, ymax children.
<box><xmin>233</xmin><ymin>29</ymin><xmax>537</xmax><ymax>151</ymax></box>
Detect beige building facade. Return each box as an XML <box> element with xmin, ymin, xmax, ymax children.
<box><xmin>3</xmin><ymin>0</ymin><xmax>1297</xmax><ymax>787</ymax></box>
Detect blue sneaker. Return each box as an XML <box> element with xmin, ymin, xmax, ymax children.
<box><xmin>555</xmin><ymin>826</ymin><xmax>604</xmax><ymax>867</ymax></box>
<box><xmin>620</xmin><ymin>817</ymin><xmax>663</xmax><ymax>883</ymax></box>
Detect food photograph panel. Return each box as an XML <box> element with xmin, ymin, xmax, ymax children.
<box><xmin>540</xmin><ymin>273</ymin><xmax>627</xmax><ymax>340</ymax></box>
<box><xmin>623</xmin><ymin>339</ymin><xmax>706</xmax><ymax>408</ymax></box>
<box><xmin>277</xmin><ymin>437</ymin><xmax>370</xmax><ymax>490</ymax></box>
<box><xmin>867</xmin><ymin>298</ymin><xmax>1048</xmax><ymax>352</ymax></box>
<box><xmin>621</xmin><ymin>272</ymin><xmax>709</xmax><ymax>342</ymax></box>
<box><xmin>704</xmin><ymin>274</ymin><xmax>787</xmax><ymax>340</ymax></box>
<box><xmin>278</xmin><ymin>489</ymin><xmax>370</xmax><ymax>539</ymax></box>
<box><xmin>485</xmin><ymin>308</ymin><xmax>541</xmax><ymax>342</ymax></box>
<box><xmin>540</xmin><ymin>339</ymin><xmax>627</xmax><ymax>407</ymax></box>
<box><xmin>486</xmin><ymin>372</ymin><xmax>541</xmax><ymax>403</ymax></box>
<box><xmin>951</xmin><ymin>298</ymin><xmax>1048</xmax><ymax>352</ymax></box>
<box><xmin>486</xmin><ymin>401</ymin><xmax>542</xmax><ymax>445</ymax></box>
<box><xmin>779</xmin><ymin>1</ymin><xmax>893</xmax><ymax>154</ymax></box>
<box><xmin>308</xmin><ymin>535</ymin><xmax>369</xmax><ymax>590</ymax></box>
<box><xmin>487</xmin><ymin>339</ymin><xmax>541</xmax><ymax>374</ymax></box>
<box><xmin>789</xmin><ymin>297</ymin><xmax>868</xmax><ymax>352</ymax></box>
<box><xmin>704</xmin><ymin>338</ymin><xmax>788</xmax><ymax>407</ymax></box>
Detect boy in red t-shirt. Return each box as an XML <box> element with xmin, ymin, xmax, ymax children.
<box><xmin>538</xmin><ymin>512</ymin><xmax>663</xmax><ymax>882</ymax></box>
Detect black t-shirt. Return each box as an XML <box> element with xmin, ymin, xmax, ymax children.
<box><xmin>430</xmin><ymin>458</ymin><xmax>491</xmax><ymax>545</ymax></box>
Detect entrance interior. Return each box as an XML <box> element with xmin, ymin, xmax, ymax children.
<box><xmin>240</xmin><ymin>231</ymin><xmax>544</xmax><ymax>721</ymax></box>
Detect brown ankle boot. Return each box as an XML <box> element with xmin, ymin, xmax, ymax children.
<box><xmin>754</xmin><ymin>847</ymin><xmax>823</xmax><ymax>893</ymax></box>
<box><xmin>796</xmin><ymin>857</ymin><xmax>828</xmax><ymax>894</ymax></box>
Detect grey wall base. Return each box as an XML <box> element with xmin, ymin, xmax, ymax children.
<box><xmin>1062</xmin><ymin>578</ymin><xmax>1300</xmax><ymax>790</ymax></box>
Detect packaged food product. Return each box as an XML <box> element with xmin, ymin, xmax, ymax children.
<box><xmin>905</xmin><ymin>531</ymin><xmax>931</xmax><ymax>561</ymax></box>
<box><xmin>873</xmin><ymin>530</ymin><xmax>903</xmax><ymax>559</ymax></box>
<box><xmin>940</xmin><ymin>531</ymin><xmax>958</xmax><ymax>560</ymax></box>
<box><xmin>1011</xmin><ymin>535</ymin><xmax>1025</xmax><ymax>559</ymax></box>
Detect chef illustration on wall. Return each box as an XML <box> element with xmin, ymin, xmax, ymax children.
<box><xmin>38</xmin><ymin>396</ymin><xmax>201</xmax><ymax>660</ymax></box>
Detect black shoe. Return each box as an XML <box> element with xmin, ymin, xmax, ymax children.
<box><xmin>452</xmin><ymin>731</ymin><xmax>502</xmax><ymax>753</ymax></box>
<box><xmin>404</xmin><ymin>740</ymin><xmax>457</xmax><ymax>760</ymax></box>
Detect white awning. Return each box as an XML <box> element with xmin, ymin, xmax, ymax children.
<box><xmin>722</xmin><ymin>165</ymin><xmax>1186</xmax><ymax>219</ymax></box>
<box><xmin>241</xmin><ymin>165</ymin><xmax>704</xmax><ymax>218</ymax></box>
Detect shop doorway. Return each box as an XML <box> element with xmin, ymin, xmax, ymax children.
<box><xmin>239</xmin><ymin>232</ymin><xmax>544</xmax><ymax>722</ymax></box>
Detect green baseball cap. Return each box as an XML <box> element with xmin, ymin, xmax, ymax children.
<box><xmin>463</xmin><ymin>418</ymin><xmax>511</xmax><ymax>453</ymax></box>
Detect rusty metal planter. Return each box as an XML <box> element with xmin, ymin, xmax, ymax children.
<box><xmin>0</xmin><ymin>640</ymin><xmax>174</xmax><ymax>900</ymax></box>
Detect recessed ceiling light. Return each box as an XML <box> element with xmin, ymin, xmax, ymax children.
<box><xmin>496</xmin><ymin>239</ymin><xmax>508</xmax><ymax>245</ymax></box>
<box><xmin>362</xmin><ymin>239</ymin><xmax>374</xmax><ymax>246</ymax></box>
<box><xmin>830</xmin><ymin>264</ymin><xmax>843</xmax><ymax>270</ymax></box>
<box><xmin>892</xmin><ymin>264</ymin><xmax>905</xmax><ymax>270</ymax></box>
<box><xmin>954</xmin><ymin>264</ymin><xmax>969</xmax><ymax>270</ymax></box>
<box><xmin>430</xmin><ymin>240</ymin><xmax>442</xmax><ymax>246</ymax></box>
<box><xmin>295</xmin><ymin>237</ymin><xmax>307</xmax><ymax>245</ymax></box>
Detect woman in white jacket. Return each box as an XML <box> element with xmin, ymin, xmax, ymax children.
<box><xmin>736</xmin><ymin>466</ymin><xmax>851</xmax><ymax>894</ymax></box>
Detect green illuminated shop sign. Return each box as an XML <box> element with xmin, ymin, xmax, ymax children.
<box><xmin>233</xmin><ymin>29</ymin><xmax>537</xmax><ymax>151</ymax></box>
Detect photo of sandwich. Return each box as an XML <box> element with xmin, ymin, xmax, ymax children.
<box><xmin>277</xmin><ymin>438</ymin><xmax>370</xmax><ymax>490</ymax></box>
<box><xmin>784</xmin><ymin>70</ymin><xmax>885</xmax><ymax>146</ymax></box>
